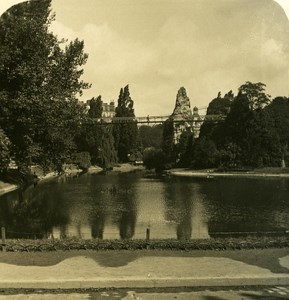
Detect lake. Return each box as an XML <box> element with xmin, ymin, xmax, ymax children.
<box><xmin>0</xmin><ymin>172</ymin><xmax>289</xmax><ymax>240</ymax></box>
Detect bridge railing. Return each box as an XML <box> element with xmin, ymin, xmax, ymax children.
<box><xmin>89</xmin><ymin>114</ymin><xmax>226</xmax><ymax>124</ymax></box>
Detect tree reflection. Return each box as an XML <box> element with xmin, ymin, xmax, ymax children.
<box><xmin>91</xmin><ymin>215</ymin><xmax>105</xmax><ymax>239</ymax></box>
<box><xmin>0</xmin><ymin>182</ymin><xmax>69</xmax><ymax>239</ymax></box>
<box><xmin>199</xmin><ymin>177</ymin><xmax>289</xmax><ymax>235</ymax></box>
<box><xmin>111</xmin><ymin>175</ymin><xmax>137</xmax><ymax>240</ymax></box>
<box><xmin>163</xmin><ymin>178</ymin><xmax>210</xmax><ymax>240</ymax></box>
<box><xmin>88</xmin><ymin>174</ymin><xmax>138</xmax><ymax>240</ymax></box>
<box><xmin>164</xmin><ymin>178</ymin><xmax>192</xmax><ymax>240</ymax></box>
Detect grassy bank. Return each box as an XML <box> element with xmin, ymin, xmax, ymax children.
<box><xmin>2</xmin><ymin>236</ymin><xmax>289</xmax><ymax>252</ymax></box>
<box><xmin>168</xmin><ymin>167</ymin><xmax>289</xmax><ymax>178</ymax></box>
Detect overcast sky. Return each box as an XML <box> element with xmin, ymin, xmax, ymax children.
<box><xmin>1</xmin><ymin>0</ymin><xmax>289</xmax><ymax>116</ymax></box>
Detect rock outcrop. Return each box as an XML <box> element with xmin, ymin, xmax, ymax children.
<box><xmin>170</xmin><ymin>87</ymin><xmax>201</xmax><ymax>143</ymax></box>
<box><xmin>171</xmin><ymin>87</ymin><xmax>192</xmax><ymax>120</ymax></box>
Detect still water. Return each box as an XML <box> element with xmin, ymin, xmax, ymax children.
<box><xmin>0</xmin><ymin>172</ymin><xmax>289</xmax><ymax>240</ymax></box>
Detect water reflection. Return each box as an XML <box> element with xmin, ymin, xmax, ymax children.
<box><xmin>164</xmin><ymin>178</ymin><xmax>209</xmax><ymax>239</ymax></box>
<box><xmin>0</xmin><ymin>174</ymin><xmax>289</xmax><ymax>240</ymax></box>
<box><xmin>0</xmin><ymin>182</ymin><xmax>69</xmax><ymax>239</ymax></box>
<box><xmin>199</xmin><ymin>177</ymin><xmax>289</xmax><ymax>234</ymax></box>
<box><xmin>86</xmin><ymin>174</ymin><xmax>138</xmax><ymax>240</ymax></box>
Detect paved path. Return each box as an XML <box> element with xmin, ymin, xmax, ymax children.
<box><xmin>0</xmin><ymin>253</ymin><xmax>288</xmax><ymax>289</ymax></box>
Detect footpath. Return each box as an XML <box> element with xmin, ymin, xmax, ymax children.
<box><xmin>0</xmin><ymin>249</ymin><xmax>288</xmax><ymax>289</ymax></box>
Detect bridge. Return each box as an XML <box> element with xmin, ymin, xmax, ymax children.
<box><xmin>90</xmin><ymin>114</ymin><xmax>225</xmax><ymax>124</ymax></box>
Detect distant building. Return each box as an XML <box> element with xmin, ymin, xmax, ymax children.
<box><xmin>102</xmin><ymin>101</ymin><xmax>115</xmax><ymax>119</ymax></box>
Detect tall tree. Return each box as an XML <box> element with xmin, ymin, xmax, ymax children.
<box><xmin>238</xmin><ymin>81</ymin><xmax>271</xmax><ymax>110</ymax></box>
<box><xmin>87</xmin><ymin>96</ymin><xmax>103</xmax><ymax>118</ymax></box>
<box><xmin>199</xmin><ymin>90</ymin><xmax>233</xmax><ymax>143</ymax></box>
<box><xmin>177</xmin><ymin>130</ymin><xmax>194</xmax><ymax>167</ymax></box>
<box><xmin>266</xmin><ymin>97</ymin><xmax>289</xmax><ymax>165</ymax></box>
<box><xmin>76</xmin><ymin>96</ymin><xmax>117</xmax><ymax>168</ymax></box>
<box><xmin>162</xmin><ymin>119</ymin><xmax>176</xmax><ymax>166</ymax></box>
<box><xmin>138</xmin><ymin>124</ymin><xmax>163</xmax><ymax>149</ymax></box>
<box><xmin>113</xmin><ymin>85</ymin><xmax>138</xmax><ymax>162</ymax></box>
<box><xmin>244</xmin><ymin>110</ymin><xmax>281</xmax><ymax>167</ymax></box>
<box><xmin>0</xmin><ymin>0</ymin><xmax>89</xmax><ymax>172</ymax></box>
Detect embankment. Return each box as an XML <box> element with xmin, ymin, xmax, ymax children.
<box><xmin>167</xmin><ymin>168</ymin><xmax>289</xmax><ymax>179</ymax></box>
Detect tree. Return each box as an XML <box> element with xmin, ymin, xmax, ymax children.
<box><xmin>266</xmin><ymin>97</ymin><xmax>289</xmax><ymax>165</ymax></box>
<box><xmin>87</xmin><ymin>96</ymin><xmax>103</xmax><ymax>118</ymax></box>
<box><xmin>192</xmin><ymin>138</ymin><xmax>219</xmax><ymax>169</ymax></box>
<box><xmin>0</xmin><ymin>128</ymin><xmax>11</xmax><ymax>173</ymax></box>
<box><xmin>138</xmin><ymin>124</ymin><xmax>163</xmax><ymax>149</ymax></box>
<box><xmin>143</xmin><ymin>147</ymin><xmax>165</xmax><ymax>173</ymax></box>
<box><xmin>0</xmin><ymin>0</ymin><xmax>90</xmax><ymax>172</ymax></box>
<box><xmin>199</xmin><ymin>91</ymin><xmax>233</xmax><ymax>142</ymax></box>
<box><xmin>219</xmin><ymin>142</ymin><xmax>241</xmax><ymax>168</ymax></box>
<box><xmin>177</xmin><ymin>130</ymin><xmax>194</xmax><ymax>167</ymax></box>
<box><xmin>76</xmin><ymin>96</ymin><xmax>117</xmax><ymax>169</ymax></box>
<box><xmin>162</xmin><ymin>118</ymin><xmax>177</xmax><ymax>166</ymax></box>
<box><xmin>238</xmin><ymin>81</ymin><xmax>271</xmax><ymax>110</ymax></box>
<box><xmin>113</xmin><ymin>85</ymin><xmax>138</xmax><ymax>162</ymax></box>
<box><xmin>244</xmin><ymin>110</ymin><xmax>281</xmax><ymax>167</ymax></box>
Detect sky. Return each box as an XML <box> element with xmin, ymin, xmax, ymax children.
<box><xmin>1</xmin><ymin>0</ymin><xmax>289</xmax><ymax>116</ymax></box>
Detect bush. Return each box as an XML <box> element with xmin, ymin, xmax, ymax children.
<box><xmin>73</xmin><ymin>152</ymin><xmax>91</xmax><ymax>171</ymax></box>
<box><xmin>143</xmin><ymin>147</ymin><xmax>165</xmax><ymax>173</ymax></box>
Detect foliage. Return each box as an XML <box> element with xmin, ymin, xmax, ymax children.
<box><xmin>192</xmin><ymin>138</ymin><xmax>219</xmax><ymax>168</ymax></box>
<box><xmin>162</xmin><ymin>118</ymin><xmax>176</xmax><ymax>165</ymax></box>
<box><xmin>143</xmin><ymin>147</ymin><xmax>165</xmax><ymax>172</ymax></box>
<box><xmin>76</xmin><ymin>97</ymin><xmax>117</xmax><ymax>169</ymax></box>
<box><xmin>113</xmin><ymin>85</ymin><xmax>138</xmax><ymax>162</ymax></box>
<box><xmin>244</xmin><ymin>110</ymin><xmax>282</xmax><ymax>167</ymax></box>
<box><xmin>195</xmin><ymin>82</ymin><xmax>286</xmax><ymax>169</ymax></box>
<box><xmin>177</xmin><ymin>130</ymin><xmax>194</xmax><ymax>167</ymax></box>
<box><xmin>138</xmin><ymin>124</ymin><xmax>163</xmax><ymax>149</ymax></box>
<box><xmin>4</xmin><ymin>236</ymin><xmax>289</xmax><ymax>252</ymax></box>
<box><xmin>87</xmin><ymin>95</ymin><xmax>103</xmax><ymax>118</ymax></box>
<box><xmin>238</xmin><ymin>81</ymin><xmax>271</xmax><ymax>110</ymax></box>
<box><xmin>97</xmin><ymin>126</ymin><xmax>118</xmax><ymax>169</ymax></box>
<box><xmin>218</xmin><ymin>142</ymin><xmax>241</xmax><ymax>168</ymax></box>
<box><xmin>0</xmin><ymin>0</ymin><xmax>90</xmax><ymax>171</ymax></box>
<box><xmin>266</xmin><ymin>97</ymin><xmax>289</xmax><ymax>165</ymax></box>
<box><xmin>0</xmin><ymin>128</ymin><xmax>11</xmax><ymax>173</ymax></box>
<box><xmin>73</xmin><ymin>151</ymin><xmax>91</xmax><ymax>171</ymax></box>
<box><xmin>199</xmin><ymin>91</ymin><xmax>232</xmax><ymax>141</ymax></box>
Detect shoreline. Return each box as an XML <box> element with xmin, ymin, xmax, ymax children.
<box><xmin>0</xmin><ymin>163</ymin><xmax>144</xmax><ymax>197</ymax></box>
<box><xmin>167</xmin><ymin>169</ymin><xmax>289</xmax><ymax>179</ymax></box>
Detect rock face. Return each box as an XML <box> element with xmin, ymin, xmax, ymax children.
<box><xmin>170</xmin><ymin>87</ymin><xmax>201</xmax><ymax>143</ymax></box>
<box><xmin>172</xmin><ymin>87</ymin><xmax>192</xmax><ymax>120</ymax></box>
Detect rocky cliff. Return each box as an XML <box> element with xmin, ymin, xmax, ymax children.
<box><xmin>170</xmin><ymin>87</ymin><xmax>200</xmax><ymax>143</ymax></box>
<box><xmin>171</xmin><ymin>87</ymin><xmax>192</xmax><ymax>121</ymax></box>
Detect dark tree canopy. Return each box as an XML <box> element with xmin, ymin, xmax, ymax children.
<box><xmin>199</xmin><ymin>91</ymin><xmax>233</xmax><ymax>141</ymax></box>
<box><xmin>113</xmin><ymin>85</ymin><xmax>138</xmax><ymax>162</ymax></box>
<box><xmin>195</xmin><ymin>82</ymin><xmax>287</xmax><ymax>169</ymax></box>
<box><xmin>76</xmin><ymin>96</ymin><xmax>117</xmax><ymax>169</ymax></box>
<box><xmin>0</xmin><ymin>0</ymin><xmax>90</xmax><ymax>171</ymax></box>
<box><xmin>0</xmin><ymin>128</ymin><xmax>11</xmax><ymax>173</ymax></box>
<box><xmin>238</xmin><ymin>81</ymin><xmax>271</xmax><ymax>110</ymax></box>
<box><xmin>138</xmin><ymin>124</ymin><xmax>163</xmax><ymax>149</ymax></box>
<box><xmin>88</xmin><ymin>96</ymin><xmax>103</xmax><ymax>118</ymax></box>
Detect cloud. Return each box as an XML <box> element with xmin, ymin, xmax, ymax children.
<box><xmin>3</xmin><ymin>0</ymin><xmax>289</xmax><ymax>115</ymax></box>
<box><xmin>51</xmin><ymin>19</ymin><xmax>159</xmax><ymax>108</ymax></box>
